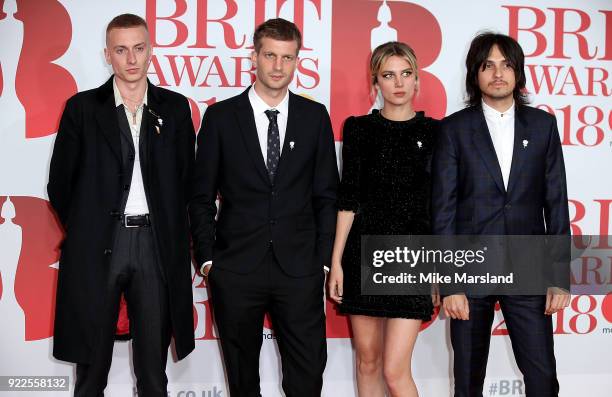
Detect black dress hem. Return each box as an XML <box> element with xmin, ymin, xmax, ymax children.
<box><xmin>339</xmin><ymin>303</ymin><xmax>433</xmax><ymax>321</ymax></box>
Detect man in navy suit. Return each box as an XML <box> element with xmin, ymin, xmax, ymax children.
<box><xmin>431</xmin><ymin>32</ymin><xmax>570</xmax><ymax>397</ymax></box>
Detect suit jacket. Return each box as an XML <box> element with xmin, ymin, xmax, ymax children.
<box><xmin>48</xmin><ymin>76</ymin><xmax>195</xmax><ymax>364</ymax></box>
<box><xmin>431</xmin><ymin>105</ymin><xmax>570</xmax><ymax>291</ymax></box>
<box><xmin>189</xmin><ymin>87</ymin><xmax>339</xmax><ymax>276</ymax></box>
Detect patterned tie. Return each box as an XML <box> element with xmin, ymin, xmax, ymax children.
<box><xmin>265</xmin><ymin>109</ymin><xmax>280</xmax><ymax>182</ymax></box>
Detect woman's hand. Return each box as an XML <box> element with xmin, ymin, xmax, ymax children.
<box><xmin>327</xmin><ymin>263</ymin><xmax>344</xmax><ymax>304</ymax></box>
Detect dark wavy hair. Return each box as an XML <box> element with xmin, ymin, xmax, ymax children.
<box><xmin>465</xmin><ymin>32</ymin><xmax>528</xmax><ymax>107</ymax></box>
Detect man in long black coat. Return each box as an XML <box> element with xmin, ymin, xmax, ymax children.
<box><xmin>48</xmin><ymin>14</ymin><xmax>195</xmax><ymax>396</ymax></box>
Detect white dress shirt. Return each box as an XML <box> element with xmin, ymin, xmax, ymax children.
<box><xmin>248</xmin><ymin>83</ymin><xmax>289</xmax><ymax>159</ymax></box>
<box><xmin>482</xmin><ymin>100</ymin><xmax>515</xmax><ymax>190</ymax></box>
<box><xmin>113</xmin><ymin>78</ymin><xmax>150</xmax><ymax>215</ymax></box>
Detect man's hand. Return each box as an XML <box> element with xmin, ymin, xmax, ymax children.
<box><xmin>443</xmin><ymin>294</ymin><xmax>470</xmax><ymax>320</ymax></box>
<box><xmin>545</xmin><ymin>287</ymin><xmax>570</xmax><ymax>315</ymax></box>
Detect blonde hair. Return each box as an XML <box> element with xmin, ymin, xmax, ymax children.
<box><xmin>370</xmin><ymin>41</ymin><xmax>418</xmax><ymax>86</ymax></box>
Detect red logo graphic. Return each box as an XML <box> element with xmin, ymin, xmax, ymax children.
<box><xmin>326</xmin><ymin>301</ymin><xmax>352</xmax><ymax>338</ymax></box>
<box><xmin>0</xmin><ymin>196</ymin><xmax>63</xmax><ymax>340</ymax></box>
<box><xmin>420</xmin><ymin>305</ymin><xmax>441</xmax><ymax>331</ymax></box>
<box><xmin>601</xmin><ymin>293</ymin><xmax>612</xmax><ymax>324</ymax></box>
<box><xmin>2</xmin><ymin>0</ymin><xmax>77</xmax><ymax>137</ymax></box>
<box><xmin>330</xmin><ymin>0</ymin><xmax>447</xmax><ymax>139</ymax></box>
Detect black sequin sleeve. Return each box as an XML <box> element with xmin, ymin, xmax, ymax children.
<box><xmin>337</xmin><ymin>116</ymin><xmax>361</xmax><ymax>212</ymax></box>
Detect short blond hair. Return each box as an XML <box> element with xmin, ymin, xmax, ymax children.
<box><xmin>370</xmin><ymin>41</ymin><xmax>419</xmax><ymax>86</ymax></box>
<box><xmin>106</xmin><ymin>14</ymin><xmax>148</xmax><ymax>44</ymax></box>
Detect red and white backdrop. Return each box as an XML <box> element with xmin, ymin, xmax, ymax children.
<box><xmin>0</xmin><ymin>0</ymin><xmax>610</xmax><ymax>395</ymax></box>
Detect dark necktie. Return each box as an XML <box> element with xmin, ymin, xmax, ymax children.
<box><xmin>265</xmin><ymin>109</ymin><xmax>280</xmax><ymax>182</ymax></box>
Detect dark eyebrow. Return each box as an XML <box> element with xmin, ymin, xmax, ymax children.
<box><xmin>380</xmin><ymin>67</ymin><xmax>413</xmax><ymax>74</ymax></box>
<box><xmin>114</xmin><ymin>42</ymin><xmax>146</xmax><ymax>50</ymax></box>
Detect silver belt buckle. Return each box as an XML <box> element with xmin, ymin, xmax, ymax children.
<box><xmin>124</xmin><ymin>214</ymin><xmax>138</xmax><ymax>228</ymax></box>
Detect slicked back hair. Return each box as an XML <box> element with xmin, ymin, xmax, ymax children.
<box><xmin>370</xmin><ymin>41</ymin><xmax>419</xmax><ymax>86</ymax></box>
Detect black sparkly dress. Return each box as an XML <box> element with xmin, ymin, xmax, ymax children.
<box><xmin>337</xmin><ymin>110</ymin><xmax>437</xmax><ymax>320</ymax></box>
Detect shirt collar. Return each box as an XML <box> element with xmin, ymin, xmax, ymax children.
<box><xmin>482</xmin><ymin>99</ymin><xmax>515</xmax><ymax>120</ymax></box>
<box><xmin>113</xmin><ymin>77</ymin><xmax>148</xmax><ymax>108</ymax></box>
<box><xmin>248</xmin><ymin>83</ymin><xmax>289</xmax><ymax>116</ymax></box>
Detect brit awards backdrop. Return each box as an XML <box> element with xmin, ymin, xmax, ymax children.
<box><xmin>0</xmin><ymin>0</ymin><xmax>610</xmax><ymax>396</ymax></box>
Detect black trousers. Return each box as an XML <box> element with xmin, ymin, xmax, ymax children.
<box><xmin>208</xmin><ymin>249</ymin><xmax>327</xmax><ymax>397</ymax></box>
<box><xmin>74</xmin><ymin>226</ymin><xmax>171</xmax><ymax>397</ymax></box>
<box><xmin>451</xmin><ymin>295</ymin><xmax>559</xmax><ymax>397</ymax></box>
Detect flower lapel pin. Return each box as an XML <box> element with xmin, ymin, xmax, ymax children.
<box><xmin>289</xmin><ymin>141</ymin><xmax>295</xmax><ymax>150</ymax></box>
<box><xmin>522</xmin><ymin>139</ymin><xmax>528</xmax><ymax>149</ymax></box>
<box><xmin>148</xmin><ymin>108</ymin><xmax>163</xmax><ymax>134</ymax></box>
<box><xmin>417</xmin><ymin>141</ymin><xmax>423</xmax><ymax>149</ymax></box>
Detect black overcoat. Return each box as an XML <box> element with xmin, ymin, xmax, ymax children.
<box><xmin>48</xmin><ymin>77</ymin><xmax>195</xmax><ymax>364</ymax></box>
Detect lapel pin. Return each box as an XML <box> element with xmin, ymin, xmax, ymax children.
<box><xmin>417</xmin><ymin>141</ymin><xmax>423</xmax><ymax>149</ymax></box>
<box><xmin>290</xmin><ymin>141</ymin><xmax>295</xmax><ymax>150</ymax></box>
<box><xmin>522</xmin><ymin>139</ymin><xmax>528</xmax><ymax>148</ymax></box>
<box><xmin>148</xmin><ymin>108</ymin><xmax>163</xmax><ymax>134</ymax></box>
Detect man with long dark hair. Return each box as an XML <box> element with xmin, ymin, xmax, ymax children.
<box><xmin>431</xmin><ymin>32</ymin><xmax>570</xmax><ymax>396</ymax></box>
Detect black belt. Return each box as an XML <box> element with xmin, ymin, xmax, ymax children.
<box><xmin>122</xmin><ymin>214</ymin><xmax>150</xmax><ymax>227</ymax></box>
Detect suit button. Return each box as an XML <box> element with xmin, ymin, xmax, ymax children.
<box><xmin>270</xmin><ymin>219</ymin><xmax>276</xmax><ymax>225</ymax></box>
<box><xmin>124</xmin><ymin>184</ymin><xmax>129</xmax><ymax>191</ymax></box>
<box><xmin>505</xmin><ymin>204</ymin><xmax>511</xmax><ymax>209</ymax></box>
<box><xmin>104</xmin><ymin>249</ymin><xmax>112</xmax><ymax>255</ymax></box>
<box><xmin>271</xmin><ymin>190</ymin><xmax>276</xmax><ymax>196</ymax></box>
<box><xmin>109</xmin><ymin>210</ymin><xmax>120</xmax><ymax>216</ymax></box>
<box><xmin>129</xmin><ymin>154</ymin><xmax>135</xmax><ymax>161</ymax></box>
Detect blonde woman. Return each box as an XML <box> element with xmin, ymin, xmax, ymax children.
<box><xmin>328</xmin><ymin>42</ymin><xmax>438</xmax><ymax>397</ymax></box>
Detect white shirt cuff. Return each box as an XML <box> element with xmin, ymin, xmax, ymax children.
<box><xmin>200</xmin><ymin>261</ymin><xmax>212</xmax><ymax>275</ymax></box>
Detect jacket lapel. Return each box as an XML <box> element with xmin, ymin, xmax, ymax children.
<box><xmin>116</xmin><ymin>107</ymin><xmax>135</xmax><ymax>150</ymax></box>
<box><xmin>506</xmin><ymin>106</ymin><xmax>531</xmax><ymax>194</ymax></box>
<box><xmin>275</xmin><ymin>91</ymin><xmax>300</xmax><ymax>183</ymax></box>
<box><xmin>471</xmin><ymin>107</ymin><xmax>506</xmax><ymax>194</ymax></box>
<box><xmin>235</xmin><ymin>87</ymin><xmax>270</xmax><ymax>184</ymax></box>
<box><xmin>141</xmin><ymin>81</ymin><xmax>165</xmax><ymax>185</ymax></box>
<box><xmin>95</xmin><ymin>77</ymin><xmax>122</xmax><ymax>163</ymax></box>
